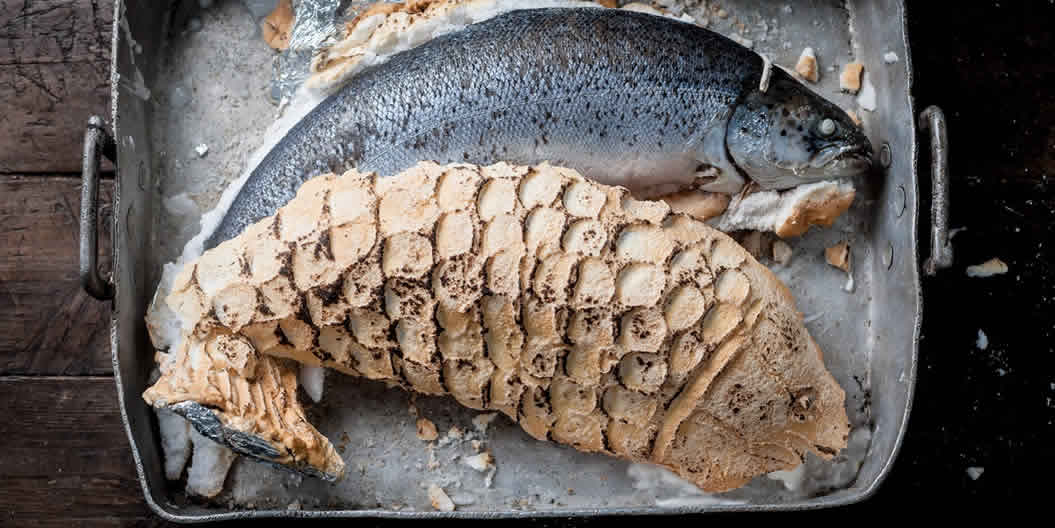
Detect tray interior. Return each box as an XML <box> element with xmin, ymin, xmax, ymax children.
<box><xmin>109</xmin><ymin>0</ymin><xmax>919</xmax><ymax>519</ymax></box>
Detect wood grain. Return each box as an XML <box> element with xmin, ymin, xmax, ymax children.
<box><xmin>0</xmin><ymin>377</ymin><xmax>159</xmax><ymax>525</ymax></box>
<box><xmin>0</xmin><ymin>176</ymin><xmax>113</xmax><ymax>375</ymax></box>
<box><xmin>0</xmin><ymin>0</ymin><xmax>113</xmax><ymax>174</ymax></box>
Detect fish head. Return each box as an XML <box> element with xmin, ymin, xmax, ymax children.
<box><xmin>726</xmin><ymin>71</ymin><xmax>874</xmax><ymax>189</ymax></box>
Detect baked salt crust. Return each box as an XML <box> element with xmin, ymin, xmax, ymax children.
<box><xmin>144</xmin><ymin>161</ymin><xmax>850</xmax><ymax>493</ymax></box>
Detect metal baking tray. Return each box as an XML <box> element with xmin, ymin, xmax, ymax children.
<box><xmin>79</xmin><ymin>0</ymin><xmax>951</xmax><ymax>520</ymax></box>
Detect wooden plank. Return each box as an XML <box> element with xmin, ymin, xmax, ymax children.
<box><xmin>0</xmin><ymin>377</ymin><xmax>162</xmax><ymax>525</ymax></box>
<box><xmin>0</xmin><ymin>0</ymin><xmax>113</xmax><ymax>174</ymax></box>
<box><xmin>0</xmin><ymin>176</ymin><xmax>113</xmax><ymax>375</ymax></box>
<box><xmin>0</xmin><ymin>0</ymin><xmax>113</xmax><ymax>65</ymax></box>
<box><xmin>15</xmin><ymin>521</ymin><xmax>171</xmax><ymax>528</ymax></box>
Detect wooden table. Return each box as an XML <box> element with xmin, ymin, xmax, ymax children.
<box><xmin>1</xmin><ymin>1</ymin><xmax>1046</xmax><ymax>524</ymax></box>
<box><xmin>0</xmin><ymin>1</ymin><xmax>150</xmax><ymax>525</ymax></box>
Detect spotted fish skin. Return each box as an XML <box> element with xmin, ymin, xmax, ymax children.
<box><xmin>207</xmin><ymin>8</ymin><xmax>868</xmax><ymax>249</ymax></box>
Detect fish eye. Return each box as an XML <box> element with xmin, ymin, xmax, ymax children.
<box><xmin>819</xmin><ymin>118</ymin><xmax>836</xmax><ymax>136</ymax></box>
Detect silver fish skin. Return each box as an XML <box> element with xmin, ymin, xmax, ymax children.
<box><xmin>206</xmin><ymin>8</ymin><xmax>871</xmax><ymax>249</ymax></box>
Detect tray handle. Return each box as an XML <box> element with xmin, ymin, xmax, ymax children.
<box><xmin>919</xmin><ymin>106</ymin><xmax>952</xmax><ymax>276</ymax></box>
<box><xmin>80</xmin><ymin>115</ymin><xmax>116</xmax><ymax>301</ymax></box>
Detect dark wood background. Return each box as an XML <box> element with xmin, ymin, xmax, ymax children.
<box><xmin>0</xmin><ymin>1</ymin><xmax>1047</xmax><ymax>524</ymax></box>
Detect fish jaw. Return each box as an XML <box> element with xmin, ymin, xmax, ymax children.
<box><xmin>726</xmin><ymin>70</ymin><xmax>874</xmax><ymax>189</ymax></box>
<box><xmin>170</xmin><ymin>401</ymin><xmax>342</xmax><ymax>482</ymax></box>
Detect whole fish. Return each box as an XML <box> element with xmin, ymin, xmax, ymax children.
<box><xmin>206</xmin><ymin>7</ymin><xmax>872</xmax><ymax>249</ymax></box>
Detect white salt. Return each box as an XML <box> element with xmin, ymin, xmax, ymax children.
<box><xmin>857</xmin><ymin>74</ymin><xmax>877</xmax><ymax>111</ymax></box>
<box><xmin>767</xmin><ymin>463</ymin><xmax>807</xmax><ymax>491</ymax></box>
<box><xmin>299</xmin><ymin>365</ymin><xmax>325</xmax><ymax>403</ymax></box>
<box><xmin>186</xmin><ymin>429</ymin><xmax>238</xmax><ymax>498</ymax></box>
<box><xmin>162</xmin><ymin>192</ymin><xmax>199</xmax><ymax>218</ymax></box>
<box><xmin>157</xmin><ymin>409</ymin><xmax>192</xmax><ymax>480</ymax></box>
<box><xmin>463</xmin><ymin>452</ymin><xmax>493</xmax><ymax>472</ymax></box>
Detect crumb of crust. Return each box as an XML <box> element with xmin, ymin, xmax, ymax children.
<box><xmin>427</xmin><ymin>484</ymin><xmax>455</xmax><ymax>512</ymax></box>
<box><xmin>840</xmin><ymin>62</ymin><xmax>864</xmax><ymax>94</ymax></box>
<box><xmin>471</xmin><ymin>439</ymin><xmax>482</xmax><ymax>452</ymax></box>
<box><xmin>776</xmin><ymin>186</ymin><xmax>856</xmax><ymax>238</ymax></box>
<box><xmin>795</xmin><ymin>47</ymin><xmax>819</xmax><ymax>83</ymax></box>
<box><xmin>260</xmin><ymin>0</ymin><xmax>293</xmax><ymax>50</ymax></box>
<box><xmin>416</xmin><ymin>417</ymin><xmax>439</xmax><ymax>441</ymax></box>
<box><xmin>966</xmin><ymin>258</ymin><xmax>1008</xmax><ymax>277</ymax></box>
<box><xmin>662</xmin><ymin>190</ymin><xmax>730</xmax><ymax>221</ymax></box>
<box><xmin>463</xmin><ymin>451</ymin><xmax>493</xmax><ymax>472</ymax></box>
<box><xmin>772</xmin><ymin>240</ymin><xmax>793</xmax><ymax>265</ymax></box>
<box><xmin>337</xmin><ymin>432</ymin><xmax>351</xmax><ymax>454</ymax></box>
<box><xmin>846</xmin><ymin>108</ymin><xmax>862</xmax><ymax>126</ymax></box>
<box><xmin>472</xmin><ymin>412</ymin><xmax>499</xmax><ymax>434</ymax></box>
<box><xmin>446</xmin><ymin>426</ymin><xmax>464</xmax><ymax>440</ymax></box>
<box><xmin>825</xmin><ymin>242</ymin><xmax>851</xmax><ymax>272</ymax></box>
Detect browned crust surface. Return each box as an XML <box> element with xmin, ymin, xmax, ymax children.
<box><xmin>146</xmin><ymin>161</ymin><xmax>850</xmax><ymax>492</ymax></box>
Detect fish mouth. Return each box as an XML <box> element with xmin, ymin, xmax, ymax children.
<box><xmin>809</xmin><ymin>144</ymin><xmax>873</xmax><ymax>176</ymax></box>
<box><xmin>168</xmin><ymin>401</ymin><xmax>341</xmax><ymax>481</ymax></box>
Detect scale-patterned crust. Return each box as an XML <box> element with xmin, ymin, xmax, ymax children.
<box><xmin>145</xmin><ymin>161</ymin><xmax>849</xmax><ymax>492</ymax></box>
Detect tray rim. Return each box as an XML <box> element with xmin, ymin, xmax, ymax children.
<box><xmin>104</xmin><ymin>0</ymin><xmax>923</xmax><ymax>520</ymax></box>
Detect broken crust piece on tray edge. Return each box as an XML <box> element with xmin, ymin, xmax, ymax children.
<box><xmin>144</xmin><ymin>160</ymin><xmax>850</xmax><ymax>493</ymax></box>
